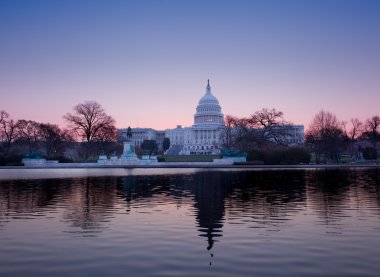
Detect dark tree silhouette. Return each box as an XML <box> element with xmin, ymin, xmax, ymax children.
<box><xmin>306</xmin><ymin>110</ymin><xmax>345</xmax><ymax>163</ymax></box>
<box><xmin>15</xmin><ymin>120</ymin><xmax>41</xmax><ymax>153</ymax></box>
<box><xmin>222</xmin><ymin>115</ymin><xmax>239</xmax><ymax>148</ymax></box>
<box><xmin>345</xmin><ymin>118</ymin><xmax>363</xmax><ymax>158</ymax></box>
<box><xmin>0</xmin><ymin>111</ymin><xmax>17</xmax><ymax>155</ymax></box>
<box><xmin>247</xmin><ymin>108</ymin><xmax>291</xmax><ymax>146</ymax></box>
<box><xmin>64</xmin><ymin>101</ymin><xmax>116</xmax><ymax>142</ymax></box>
<box><xmin>39</xmin><ymin>123</ymin><xmax>73</xmax><ymax>158</ymax></box>
<box><xmin>363</xmin><ymin>115</ymin><xmax>380</xmax><ymax>148</ymax></box>
<box><xmin>0</xmin><ymin>110</ymin><xmax>7</xmax><ymax>125</ymax></box>
<box><xmin>227</xmin><ymin>108</ymin><xmax>291</xmax><ymax>151</ymax></box>
<box><xmin>141</xmin><ymin>140</ymin><xmax>158</xmax><ymax>155</ymax></box>
<box><xmin>163</xmin><ymin>137</ymin><xmax>171</xmax><ymax>151</ymax></box>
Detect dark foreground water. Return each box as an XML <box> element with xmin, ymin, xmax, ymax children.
<box><xmin>0</xmin><ymin>168</ymin><xmax>380</xmax><ymax>277</ymax></box>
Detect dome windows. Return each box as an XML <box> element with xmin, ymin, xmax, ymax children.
<box><xmin>193</xmin><ymin>80</ymin><xmax>224</xmax><ymax>126</ymax></box>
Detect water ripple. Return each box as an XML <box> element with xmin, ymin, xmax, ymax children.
<box><xmin>0</xmin><ymin>169</ymin><xmax>380</xmax><ymax>276</ymax></box>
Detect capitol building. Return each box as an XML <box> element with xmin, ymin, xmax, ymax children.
<box><xmin>118</xmin><ymin>80</ymin><xmax>304</xmax><ymax>155</ymax></box>
<box><xmin>167</xmin><ymin>80</ymin><xmax>225</xmax><ymax>155</ymax></box>
<box><xmin>118</xmin><ymin>80</ymin><xmax>225</xmax><ymax>155</ymax></box>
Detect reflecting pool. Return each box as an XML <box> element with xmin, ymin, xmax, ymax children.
<box><xmin>0</xmin><ymin>168</ymin><xmax>380</xmax><ymax>277</ymax></box>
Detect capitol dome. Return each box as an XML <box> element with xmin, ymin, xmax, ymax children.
<box><xmin>194</xmin><ymin>80</ymin><xmax>224</xmax><ymax>126</ymax></box>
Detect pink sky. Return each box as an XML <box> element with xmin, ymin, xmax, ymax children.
<box><xmin>1</xmin><ymin>1</ymin><xmax>379</xmax><ymax>131</ymax></box>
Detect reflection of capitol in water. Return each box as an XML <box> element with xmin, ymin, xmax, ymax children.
<box><xmin>1</xmin><ymin>169</ymin><xmax>380</xmax><ymax>251</ymax></box>
<box><xmin>117</xmin><ymin>172</ymin><xmax>229</xmax><ymax>251</ymax></box>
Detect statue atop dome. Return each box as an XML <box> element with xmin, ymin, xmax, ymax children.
<box><xmin>206</xmin><ymin>79</ymin><xmax>211</xmax><ymax>94</ymax></box>
<box><xmin>193</xmin><ymin>79</ymin><xmax>224</xmax><ymax>127</ymax></box>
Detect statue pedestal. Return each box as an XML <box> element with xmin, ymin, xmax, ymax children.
<box><xmin>119</xmin><ymin>141</ymin><xmax>138</xmax><ymax>161</ymax></box>
<box><xmin>98</xmin><ymin>154</ymin><xmax>107</xmax><ymax>160</ymax></box>
<box><xmin>97</xmin><ymin>140</ymin><xmax>144</xmax><ymax>165</ymax></box>
<box><xmin>22</xmin><ymin>158</ymin><xmax>47</xmax><ymax>166</ymax></box>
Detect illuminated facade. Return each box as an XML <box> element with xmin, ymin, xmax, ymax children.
<box><xmin>164</xmin><ymin>80</ymin><xmax>224</xmax><ymax>155</ymax></box>
<box><xmin>118</xmin><ymin>80</ymin><xmax>304</xmax><ymax>155</ymax></box>
<box><xmin>180</xmin><ymin>80</ymin><xmax>224</xmax><ymax>155</ymax></box>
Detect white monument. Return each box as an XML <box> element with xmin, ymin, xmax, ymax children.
<box><xmin>181</xmin><ymin>79</ymin><xmax>225</xmax><ymax>155</ymax></box>
<box><xmin>97</xmin><ymin>126</ymin><xmax>157</xmax><ymax>165</ymax></box>
<box><xmin>118</xmin><ymin>140</ymin><xmax>139</xmax><ymax>162</ymax></box>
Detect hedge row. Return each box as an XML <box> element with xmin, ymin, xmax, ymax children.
<box><xmin>247</xmin><ymin>148</ymin><xmax>311</xmax><ymax>165</ymax></box>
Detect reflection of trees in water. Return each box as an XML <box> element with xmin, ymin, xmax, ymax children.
<box><xmin>306</xmin><ymin>170</ymin><xmax>352</xmax><ymax>228</ymax></box>
<box><xmin>115</xmin><ymin>171</ymin><xmax>307</xmax><ymax>251</ymax></box>
<box><xmin>0</xmin><ymin>177</ymin><xmax>118</xmax><ymax>233</ymax></box>
<box><xmin>116</xmin><ymin>175</ymin><xmax>195</xmax><ymax>213</ymax></box>
<box><xmin>0</xmin><ymin>179</ymin><xmax>61</xmax><ymax>212</ymax></box>
<box><xmin>63</xmin><ymin>177</ymin><xmax>117</xmax><ymax>233</ymax></box>
<box><xmin>0</xmin><ymin>178</ymin><xmax>68</xmax><ymax>231</ymax></box>
<box><xmin>224</xmin><ymin>170</ymin><xmax>307</xmax><ymax>229</ymax></box>
<box><xmin>1</xmin><ymin>169</ymin><xmax>380</xmax><ymax>241</ymax></box>
<box><xmin>360</xmin><ymin>169</ymin><xmax>380</xmax><ymax>211</ymax></box>
<box><xmin>306</xmin><ymin>169</ymin><xmax>380</xmax><ymax>227</ymax></box>
<box><xmin>0</xmin><ymin>179</ymin><xmax>61</xmax><ymax>230</ymax></box>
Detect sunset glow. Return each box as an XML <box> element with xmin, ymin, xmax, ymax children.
<box><xmin>1</xmin><ymin>0</ymin><xmax>379</xmax><ymax>130</ymax></box>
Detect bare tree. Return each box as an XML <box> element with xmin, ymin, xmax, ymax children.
<box><xmin>348</xmin><ymin>118</ymin><xmax>363</xmax><ymax>141</ymax></box>
<box><xmin>0</xmin><ymin>111</ymin><xmax>18</xmax><ymax>155</ymax></box>
<box><xmin>64</xmin><ymin>101</ymin><xmax>116</xmax><ymax>142</ymax></box>
<box><xmin>222</xmin><ymin>108</ymin><xmax>292</xmax><ymax>152</ymax></box>
<box><xmin>15</xmin><ymin>120</ymin><xmax>41</xmax><ymax>153</ymax></box>
<box><xmin>93</xmin><ymin>123</ymin><xmax>117</xmax><ymax>153</ymax></box>
<box><xmin>222</xmin><ymin>115</ymin><xmax>239</xmax><ymax>148</ymax></box>
<box><xmin>0</xmin><ymin>111</ymin><xmax>17</xmax><ymax>155</ymax></box>
<box><xmin>0</xmin><ymin>110</ymin><xmax>8</xmax><ymax>125</ymax></box>
<box><xmin>232</xmin><ymin>117</ymin><xmax>256</xmax><ymax>151</ymax></box>
<box><xmin>363</xmin><ymin>115</ymin><xmax>380</xmax><ymax>148</ymax></box>
<box><xmin>247</xmin><ymin>108</ymin><xmax>290</xmax><ymax>146</ymax></box>
<box><xmin>39</xmin><ymin>123</ymin><xmax>73</xmax><ymax>158</ymax></box>
<box><xmin>0</xmin><ymin>110</ymin><xmax>9</xmax><ymax>142</ymax></box>
<box><xmin>94</xmin><ymin>124</ymin><xmax>116</xmax><ymax>142</ymax></box>
<box><xmin>305</xmin><ymin>110</ymin><xmax>345</xmax><ymax>163</ymax></box>
<box><xmin>345</xmin><ymin>118</ymin><xmax>363</xmax><ymax>158</ymax></box>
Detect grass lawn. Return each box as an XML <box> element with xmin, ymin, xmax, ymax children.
<box><xmin>163</xmin><ymin>155</ymin><xmax>221</xmax><ymax>162</ymax></box>
<box><xmin>310</xmin><ymin>153</ymin><xmax>354</xmax><ymax>164</ymax></box>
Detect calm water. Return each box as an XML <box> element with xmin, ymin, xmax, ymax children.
<box><xmin>0</xmin><ymin>168</ymin><xmax>380</xmax><ymax>277</ymax></box>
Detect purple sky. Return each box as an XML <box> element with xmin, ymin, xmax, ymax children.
<box><xmin>1</xmin><ymin>0</ymin><xmax>379</xmax><ymax>130</ymax></box>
